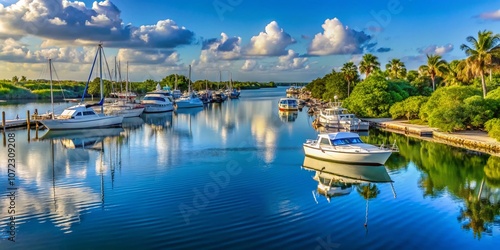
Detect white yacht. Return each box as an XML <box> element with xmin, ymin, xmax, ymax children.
<box><xmin>141</xmin><ymin>84</ymin><xmax>174</xmax><ymax>113</ymax></box>
<box><xmin>175</xmin><ymin>92</ymin><xmax>204</xmax><ymax>109</ymax></box>
<box><xmin>303</xmin><ymin>132</ymin><xmax>398</xmax><ymax>165</ymax></box>
<box><xmin>318</xmin><ymin>101</ymin><xmax>369</xmax><ymax>131</ymax></box>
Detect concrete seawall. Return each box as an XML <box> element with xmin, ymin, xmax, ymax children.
<box><xmin>365</xmin><ymin>118</ymin><xmax>500</xmax><ymax>156</ymax></box>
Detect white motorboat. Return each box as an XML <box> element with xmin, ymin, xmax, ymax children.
<box><xmin>318</xmin><ymin>101</ymin><xmax>369</xmax><ymax>131</ymax></box>
<box><xmin>141</xmin><ymin>84</ymin><xmax>174</xmax><ymax>113</ymax></box>
<box><xmin>39</xmin><ymin>45</ymin><xmax>124</xmax><ymax>130</ymax></box>
<box><xmin>302</xmin><ymin>132</ymin><xmax>397</xmax><ymax>165</ymax></box>
<box><xmin>40</xmin><ymin>103</ymin><xmax>123</xmax><ymax>130</ymax></box>
<box><xmin>175</xmin><ymin>92</ymin><xmax>204</xmax><ymax>109</ymax></box>
<box><xmin>278</xmin><ymin>97</ymin><xmax>299</xmax><ymax>111</ymax></box>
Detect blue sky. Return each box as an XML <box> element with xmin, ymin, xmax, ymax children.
<box><xmin>0</xmin><ymin>0</ymin><xmax>499</xmax><ymax>82</ymax></box>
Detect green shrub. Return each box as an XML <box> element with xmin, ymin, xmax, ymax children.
<box><xmin>485</xmin><ymin>118</ymin><xmax>500</xmax><ymax>142</ymax></box>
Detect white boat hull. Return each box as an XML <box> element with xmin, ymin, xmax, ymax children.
<box><xmin>105</xmin><ymin>106</ymin><xmax>144</xmax><ymax>117</ymax></box>
<box><xmin>303</xmin><ymin>144</ymin><xmax>392</xmax><ymax>165</ymax></box>
<box><xmin>143</xmin><ymin>104</ymin><xmax>174</xmax><ymax>113</ymax></box>
<box><xmin>40</xmin><ymin>115</ymin><xmax>124</xmax><ymax>130</ymax></box>
<box><xmin>175</xmin><ymin>99</ymin><xmax>204</xmax><ymax>109</ymax></box>
<box><xmin>319</xmin><ymin>115</ymin><xmax>370</xmax><ymax>131</ymax></box>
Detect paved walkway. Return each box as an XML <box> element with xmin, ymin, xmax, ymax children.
<box><xmin>364</xmin><ymin>118</ymin><xmax>500</xmax><ymax>156</ymax></box>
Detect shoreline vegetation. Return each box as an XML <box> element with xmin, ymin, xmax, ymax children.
<box><xmin>0</xmin><ymin>77</ymin><xmax>280</xmax><ymax>101</ymax></box>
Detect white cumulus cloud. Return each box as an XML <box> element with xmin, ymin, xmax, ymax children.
<box><xmin>308</xmin><ymin>18</ymin><xmax>372</xmax><ymax>55</ymax></box>
<box><xmin>276</xmin><ymin>50</ymin><xmax>308</xmax><ymax>71</ymax></box>
<box><xmin>200</xmin><ymin>33</ymin><xmax>242</xmax><ymax>63</ymax></box>
<box><xmin>246</xmin><ymin>21</ymin><xmax>295</xmax><ymax>56</ymax></box>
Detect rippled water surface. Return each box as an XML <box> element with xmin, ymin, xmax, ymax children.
<box><xmin>1</xmin><ymin>87</ymin><xmax>499</xmax><ymax>249</ymax></box>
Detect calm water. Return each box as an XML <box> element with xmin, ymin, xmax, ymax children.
<box><xmin>1</xmin><ymin>87</ymin><xmax>499</xmax><ymax>249</ymax></box>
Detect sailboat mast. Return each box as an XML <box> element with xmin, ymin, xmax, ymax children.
<box><xmin>175</xmin><ymin>74</ymin><xmax>178</xmax><ymax>90</ymax></box>
<box><xmin>126</xmin><ymin>61</ymin><xmax>129</xmax><ymax>98</ymax></box>
<box><xmin>188</xmin><ymin>65</ymin><xmax>192</xmax><ymax>93</ymax></box>
<box><xmin>219</xmin><ymin>70</ymin><xmax>221</xmax><ymax>90</ymax></box>
<box><xmin>49</xmin><ymin>59</ymin><xmax>54</xmax><ymax>119</ymax></box>
<box><xmin>99</xmin><ymin>44</ymin><xmax>104</xmax><ymax>114</ymax></box>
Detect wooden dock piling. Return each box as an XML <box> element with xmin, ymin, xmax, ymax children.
<box><xmin>27</xmin><ymin>110</ymin><xmax>31</xmax><ymax>130</ymax></box>
<box><xmin>2</xmin><ymin>111</ymin><xmax>5</xmax><ymax>133</ymax></box>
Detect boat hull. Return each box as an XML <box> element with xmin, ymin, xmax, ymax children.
<box><xmin>302</xmin><ymin>144</ymin><xmax>392</xmax><ymax>165</ymax></box>
<box><xmin>175</xmin><ymin>100</ymin><xmax>204</xmax><ymax>109</ymax></box>
<box><xmin>40</xmin><ymin>115</ymin><xmax>124</xmax><ymax>130</ymax></box>
<box><xmin>318</xmin><ymin>115</ymin><xmax>370</xmax><ymax>131</ymax></box>
<box><xmin>105</xmin><ymin>106</ymin><xmax>144</xmax><ymax>117</ymax></box>
<box><xmin>143</xmin><ymin>104</ymin><xmax>174</xmax><ymax>113</ymax></box>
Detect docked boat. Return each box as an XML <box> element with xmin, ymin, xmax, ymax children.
<box><xmin>141</xmin><ymin>84</ymin><xmax>174</xmax><ymax>113</ymax></box>
<box><xmin>175</xmin><ymin>66</ymin><xmax>204</xmax><ymax>109</ymax></box>
<box><xmin>278</xmin><ymin>97</ymin><xmax>299</xmax><ymax>111</ymax></box>
<box><xmin>318</xmin><ymin>101</ymin><xmax>369</xmax><ymax>131</ymax></box>
<box><xmin>176</xmin><ymin>92</ymin><xmax>204</xmax><ymax>109</ymax></box>
<box><xmin>104</xmin><ymin>101</ymin><xmax>144</xmax><ymax>117</ymax></box>
<box><xmin>302</xmin><ymin>132</ymin><xmax>398</xmax><ymax>165</ymax></box>
<box><xmin>228</xmin><ymin>88</ymin><xmax>240</xmax><ymax>99</ymax></box>
<box><xmin>40</xmin><ymin>103</ymin><xmax>123</xmax><ymax>130</ymax></box>
<box><xmin>39</xmin><ymin>45</ymin><xmax>124</xmax><ymax>130</ymax></box>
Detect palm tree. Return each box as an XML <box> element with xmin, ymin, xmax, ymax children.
<box><xmin>359</xmin><ymin>53</ymin><xmax>380</xmax><ymax>78</ymax></box>
<box><xmin>385</xmin><ymin>59</ymin><xmax>407</xmax><ymax>79</ymax></box>
<box><xmin>419</xmin><ymin>54</ymin><xmax>448</xmax><ymax>91</ymax></box>
<box><xmin>460</xmin><ymin>30</ymin><xmax>500</xmax><ymax>98</ymax></box>
<box><xmin>341</xmin><ymin>62</ymin><xmax>358</xmax><ymax>97</ymax></box>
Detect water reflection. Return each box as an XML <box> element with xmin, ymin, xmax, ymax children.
<box><xmin>40</xmin><ymin>128</ymin><xmax>123</xmax><ymax>150</ymax></box>
<box><xmin>278</xmin><ymin>110</ymin><xmax>298</xmax><ymax>123</ymax></box>
<box><xmin>302</xmin><ymin>156</ymin><xmax>395</xmax><ymax>227</ymax></box>
<box><xmin>0</xmin><ymin>130</ymin><xmax>125</xmax><ymax>235</ymax></box>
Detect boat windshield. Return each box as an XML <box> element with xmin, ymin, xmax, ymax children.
<box><xmin>143</xmin><ymin>96</ymin><xmax>166</xmax><ymax>101</ymax></box>
<box><xmin>331</xmin><ymin>137</ymin><xmax>363</xmax><ymax>145</ymax></box>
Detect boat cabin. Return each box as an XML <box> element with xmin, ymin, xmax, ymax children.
<box><xmin>278</xmin><ymin>98</ymin><xmax>298</xmax><ymax>110</ymax></box>
<box><xmin>59</xmin><ymin>105</ymin><xmax>99</xmax><ymax>119</ymax></box>
<box><xmin>316</xmin><ymin>132</ymin><xmax>364</xmax><ymax>147</ymax></box>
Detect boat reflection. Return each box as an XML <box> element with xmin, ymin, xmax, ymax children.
<box><xmin>122</xmin><ymin>117</ymin><xmax>145</xmax><ymax>131</ymax></box>
<box><xmin>141</xmin><ymin>112</ymin><xmax>173</xmax><ymax>130</ymax></box>
<box><xmin>174</xmin><ymin>107</ymin><xmax>204</xmax><ymax>138</ymax></box>
<box><xmin>40</xmin><ymin>128</ymin><xmax>124</xmax><ymax>150</ymax></box>
<box><xmin>279</xmin><ymin>110</ymin><xmax>298</xmax><ymax>122</ymax></box>
<box><xmin>302</xmin><ymin>156</ymin><xmax>396</xmax><ymax>227</ymax></box>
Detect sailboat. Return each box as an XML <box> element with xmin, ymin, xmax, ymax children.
<box><xmin>175</xmin><ymin>65</ymin><xmax>204</xmax><ymax>109</ymax></box>
<box><xmin>104</xmin><ymin>62</ymin><xmax>144</xmax><ymax>117</ymax></box>
<box><xmin>40</xmin><ymin>44</ymin><xmax>124</xmax><ymax>130</ymax></box>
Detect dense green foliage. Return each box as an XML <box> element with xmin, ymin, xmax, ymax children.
<box><xmin>0</xmin><ymin>81</ymin><xmax>36</xmax><ymax>99</ymax></box>
<box><xmin>343</xmin><ymin>75</ymin><xmax>411</xmax><ymax>118</ymax></box>
<box><xmin>485</xmin><ymin>118</ymin><xmax>500</xmax><ymax>141</ymax></box>
<box><xmin>390</xmin><ymin>96</ymin><xmax>429</xmax><ymax>120</ymax></box>
<box><xmin>420</xmin><ymin>86</ymin><xmax>482</xmax><ymax>131</ymax></box>
<box><xmin>463</xmin><ymin>96</ymin><xmax>499</xmax><ymax>128</ymax></box>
